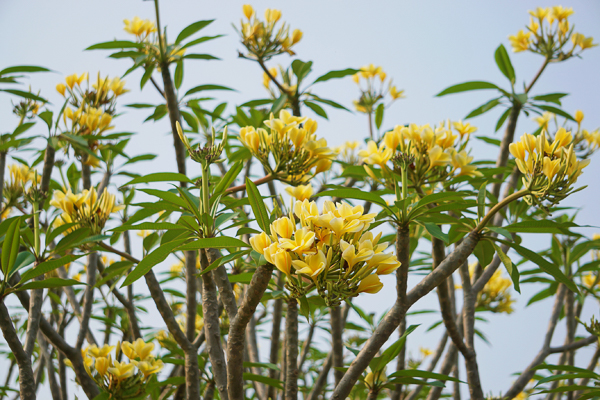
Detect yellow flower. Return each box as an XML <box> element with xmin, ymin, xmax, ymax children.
<box><xmin>121</xmin><ymin>338</ymin><xmax>155</xmax><ymax>361</ymax></box>
<box><xmin>133</xmin><ymin>359</ymin><xmax>164</xmax><ymax>377</ymax></box>
<box><xmin>95</xmin><ymin>357</ymin><xmax>111</xmax><ymax>377</ymax></box>
<box><xmin>550</xmin><ymin>6</ymin><xmax>574</xmax><ymax>23</ymax></box>
<box><xmin>583</xmin><ymin>273</ymin><xmax>598</xmax><ymax>288</ymax></box>
<box><xmin>364</xmin><ymin>370</ymin><xmax>386</xmax><ymax>389</ymax></box>
<box><xmin>390</xmin><ymin>86</ymin><xmax>405</xmax><ymax>100</ymax></box>
<box><xmin>56</xmin><ymin>83</ymin><xmax>66</xmax><ymax>96</ymax></box>
<box><xmin>452</xmin><ymin>121</ymin><xmax>477</xmax><ymax>139</ymax></box>
<box><xmin>263</xmin><ymin>67</ymin><xmax>278</xmax><ymax>88</ymax></box>
<box><xmin>574</xmin><ymin>110</ymin><xmax>584</xmax><ymax>124</ymax></box>
<box><xmin>250</xmin><ymin>232</ymin><xmax>272</xmax><ymax>254</ymax></box>
<box><xmin>107</xmin><ymin>360</ymin><xmax>135</xmax><ymax>381</ymax></box>
<box><xmin>427</xmin><ymin>145</ymin><xmax>452</xmax><ymax>169</ymax></box>
<box><xmin>264</xmin><ymin>8</ymin><xmax>282</xmax><ymax>23</ymax></box>
<box><xmin>292</xmin><ymin>250</ymin><xmax>327</xmax><ymax>279</ymax></box>
<box><xmin>271</xmin><ymin>217</ymin><xmax>295</xmax><ymax>239</ymax></box>
<box><xmin>291</xmin><ymin>29</ymin><xmax>303</xmax><ymax>45</ymax></box>
<box><xmin>340</xmin><ymin>240</ymin><xmax>373</xmax><ymax>270</ymax></box>
<box><xmin>419</xmin><ymin>347</ymin><xmax>433</xmax><ymax>358</ymax></box>
<box><xmin>243</xmin><ymin>4</ymin><xmax>254</xmax><ymax>19</ymax></box>
<box><xmin>357</xmin><ymin>274</ymin><xmax>383</xmax><ymax>294</ymax></box>
<box><xmin>286</xmin><ymin>184</ymin><xmax>313</xmax><ymax>201</ymax></box>
<box><xmin>86</xmin><ymin>344</ymin><xmax>114</xmax><ymax>358</ymax></box>
<box><xmin>359</xmin><ymin>141</ymin><xmax>392</xmax><ymax>168</ymax></box>
<box><xmin>239</xmin><ymin>126</ymin><xmax>262</xmax><ymax>153</ymax></box>
<box><xmin>529</xmin><ymin>7</ymin><xmax>549</xmax><ymax>20</ymax></box>
<box><xmin>533</xmin><ymin>112</ymin><xmax>553</xmax><ymax>131</ymax></box>
<box><xmin>371</xmin><ymin>253</ymin><xmax>401</xmax><ymax>275</ymax></box>
<box><xmin>450</xmin><ymin>150</ymin><xmax>482</xmax><ymax>177</ymax></box>
<box><xmin>65</xmin><ymin>74</ymin><xmax>79</xmax><ymax>89</ymax></box>
<box><xmin>508</xmin><ymin>30</ymin><xmax>532</xmax><ymax>52</ymax></box>
<box><xmin>279</xmin><ymin>227</ymin><xmax>316</xmax><ymax>255</ymax></box>
<box><xmin>110</xmin><ymin>77</ymin><xmax>129</xmax><ymax>97</ymax></box>
<box><xmin>263</xmin><ymin>243</ymin><xmax>292</xmax><ymax>275</ymax></box>
<box><xmin>124</xmin><ymin>16</ymin><xmax>156</xmax><ymax>38</ymax></box>
<box><xmin>542</xmin><ymin>157</ymin><xmax>561</xmax><ymax>181</ymax></box>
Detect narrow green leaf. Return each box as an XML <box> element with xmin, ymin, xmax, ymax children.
<box><xmin>199</xmin><ymin>250</ymin><xmax>250</xmax><ymax>276</ymax></box>
<box><xmin>246</xmin><ymin>177</ymin><xmax>271</xmax><ymax>233</ymax></box>
<box><xmin>0</xmin><ymin>65</ymin><xmax>51</xmax><ymax>75</ymax></box>
<box><xmin>178</xmin><ymin>237</ymin><xmax>249</xmax><ymax>250</ymax></box>
<box><xmin>535</xmin><ymin>105</ymin><xmax>575</xmax><ymax>121</ymax></box>
<box><xmin>465</xmin><ymin>98</ymin><xmax>501</xmax><ymax>119</ymax></box>
<box><xmin>477</xmin><ymin>182</ymin><xmax>487</xmax><ymax>220</ymax></box>
<box><xmin>122</xmin><ymin>239</ymin><xmax>188</xmax><ymax>287</ymax></box>
<box><xmin>491</xmin><ymin>242</ymin><xmax>520</xmax><ymax>293</ymax></box>
<box><xmin>243</xmin><ymin>373</ymin><xmax>283</xmax><ymax>389</ymax></box>
<box><xmin>389</xmin><ymin>369</ymin><xmax>463</xmax><ymax>383</ymax></box>
<box><xmin>19</xmin><ymin>255</ymin><xmax>84</xmax><ymax>284</ymax></box>
<box><xmin>0</xmin><ymin>89</ymin><xmax>47</xmax><ymax>103</ymax></box>
<box><xmin>375</xmin><ymin>103</ymin><xmax>384</xmax><ymax>129</ymax></box>
<box><xmin>183</xmin><ymin>54</ymin><xmax>220</xmax><ymax>61</ymax></box>
<box><xmin>373</xmin><ymin>325</ymin><xmax>419</xmax><ymax>371</ymax></box>
<box><xmin>184</xmin><ymin>84</ymin><xmax>234</xmax><ymax>97</ymax></box>
<box><xmin>214</xmin><ymin>161</ymin><xmax>243</xmax><ymax>195</ymax></box>
<box><xmin>86</xmin><ymin>41</ymin><xmax>142</xmax><ymax>50</ymax></box>
<box><xmin>313</xmin><ymin>68</ymin><xmax>361</xmax><ymax>84</ymax></box>
<box><xmin>494</xmin><ymin>44</ymin><xmax>515</xmax><ymax>84</ymax></box>
<box><xmin>174</xmin><ymin>61</ymin><xmax>183</xmax><ymax>89</ymax></box>
<box><xmin>314</xmin><ymin>188</ymin><xmax>388</xmax><ymax>207</ymax></box>
<box><xmin>123</xmin><ymin>173</ymin><xmax>192</xmax><ymax>186</ymax></box>
<box><xmin>436</xmin><ymin>81</ymin><xmax>502</xmax><ymax>97</ymax></box>
<box><xmin>14</xmin><ymin>278</ymin><xmax>84</xmax><ymax>292</ymax></box>
<box><xmin>304</xmin><ymin>101</ymin><xmax>328</xmax><ymax>119</ymax></box>
<box><xmin>110</xmin><ymin>222</ymin><xmax>188</xmax><ymax>232</ymax></box>
<box><xmin>270</xmin><ymin>94</ymin><xmax>287</xmax><ymax>115</ymax></box>
<box><xmin>422</xmin><ymin>223</ymin><xmax>449</xmax><ymax>245</ymax></box>
<box><xmin>2</xmin><ymin>217</ymin><xmax>21</xmax><ymax>275</ymax></box>
<box><xmin>176</xmin><ymin>20</ymin><xmax>214</xmax><ymax>44</ymax></box>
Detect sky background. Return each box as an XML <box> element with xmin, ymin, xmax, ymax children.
<box><xmin>2</xmin><ymin>0</ymin><xmax>600</xmax><ymax>398</ymax></box>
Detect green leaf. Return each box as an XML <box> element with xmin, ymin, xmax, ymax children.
<box><xmin>499</xmin><ymin>239</ymin><xmax>580</xmax><ymax>295</ymax></box>
<box><xmin>494</xmin><ymin>44</ymin><xmax>515</xmax><ymax>84</ymax></box>
<box><xmin>181</xmin><ymin>34</ymin><xmax>224</xmax><ymax>49</ymax></box>
<box><xmin>111</xmin><ymin>222</ymin><xmax>188</xmax><ymax>232</ymax></box>
<box><xmin>436</xmin><ymin>81</ymin><xmax>502</xmax><ymax>97</ymax></box>
<box><xmin>86</xmin><ymin>41</ymin><xmax>142</xmax><ymax>50</ymax></box>
<box><xmin>291</xmin><ymin>59</ymin><xmax>313</xmax><ymax>84</ymax></box>
<box><xmin>19</xmin><ymin>255</ymin><xmax>84</xmax><ymax>284</ymax></box>
<box><xmin>313</xmin><ymin>68</ymin><xmax>361</xmax><ymax>84</ymax></box>
<box><xmin>375</xmin><ymin>103</ymin><xmax>384</xmax><ymax>129</ymax></box>
<box><xmin>37</xmin><ymin>110</ymin><xmax>53</xmax><ymax>130</ymax></box>
<box><xmin>246</xmin><ymin>177</ymin><xmax>271</xmax><ymax>233</ymax></box>
<box><xmin>0</xmin><ymin>89</ymin><xmax>47</xmax><ymax>103</ymax></box>
<box><xmin>534</xmin><ymin>105</ymin><xmax>575</xmax><ymax>121</ymax></box>
<box><xmin>491</xmin><ymin>242</ymin><xmax>520</xmax><ymax>293</ymax></box>
<box><xmin>2</xmin><ymin>217</ymin><xmax>21</xmax><ymax>276</ymax></box>
<box><xmin>495</xmin><ymin>108</ymin><xmax>511</xmax><ymax>132</ymax></box>
<box><xmin>123</xmin><ymin>173</ymin><xmax>192</xmax><ymax>186</ymax></box>
<box><xmin>122</xmin><ymin>239</ymin><xmax>188</xmax><ymax>287</ymax></box>
<box><xmin>465</xmin><ymin>98</ymin><xmax>501</xmax><ymax>119</ymax></box>
<box><xmin>243</xmin><ymin>373</ymin><xmax>283</xmax><ymax>389</ymax></box>
<box><xmin>532</xmin><ymin>92</ymin><xmax>568</xmax><ymax>106</ymax></box>
<box><xmin>174</xmin><ymin>61</ymin><xmax>183</xmax><ymax>89</ymax></box>
<box><xmin>13</xmin><ymin>122</ymin><xmax>35</xmax><ymax>136</ymax></box>
<box><xmin>504</xmin><ymin>220</ymin><xmax>576</xmax><ymax>235</ymax></box>
<box><xmin>270</xmin><ymin>94</ymin><xmax>288</xmax><ymax>115</ymax></box>
<box><xmin>178</xmin><ymin>237</ymin><xmax>249</xmax><ymax>250</ymax></box>
<box><xmin>304</xmin><ymin>101</ymin><xmax>328</xmax><ymax>119</ymax></box>
<box><xmin>185</xmin><ymin>84</ymin><xmax>234</xmax><ymax>97</ymax></box>
<box><xmin>13</xmin><ymin>278</ymin><xmax>84</xmax><ymax>292</ymax></box>
<box><xmin>240</xmin><ymin>99</ymin><xmax>273</xmax><ymax>108</ymax></box>
<box><xmin>0</xmin><ymin>65</ymin><xmax>51</xmax><ymax>75</ymax></box>
<box><xmin>388</xmin><ymin>369</ymin><xmax>462</xmax><ymax>383</ymax></box>
<box><xmin>309</xmin><ymin>95</ymin><xmax>351</xmax><ymax>112</ymax></box>
<box><xmin>313</xmin><ymin>188</ymin><xmax>388</xmax><ymax>207</ymax></box>
<box><xmin>199</xmin><ymin>250</ymin><xmax>250</xmax><ymax>276</ymax></box>
<box><xmin>125</xmin><ymin>103</ymin><xmax>156</xmax><ymax>109</ymax></box>
<box><xmin>176</xmin><ymin>20</ymin><xmax>214</xmax><ymax>44</ymax></box>
<box><xmin>183</xmin><ymin>54</ymin><xmax>220</xmax><ymax>61</ymax></box>
<box><xmin>372</xmin><ymin>325</ymin><xmax>419</xmax><ymax>372</ymax></box>
<box><xmin>422</xmin><ymin>223</ymin><xmax>449</xmax><ymax>245</ymax></box>
<box><xmin>477</xmin><ymin>182</ymin><xmax>487</xmax><ymax>220</ymax></box>
<box><xmin>9</xmin><ymin>252</ymin><xmax>35</xmax><ymax>277</ymax></box>
<box><xmin>140</xmin><ymin>63</ymin><xmax>155</xmax><ymax>90</ymax></box>
<box><xmin>214</xmin><ymin>161</ymin><xmax>243</xmax><ymax>195</ymax></box>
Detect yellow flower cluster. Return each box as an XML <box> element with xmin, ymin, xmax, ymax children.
<box><xmin>51</xmin><ymin>188</ymin><xmax>124</xmax><ymax>234</ymax></box>
<box><xmin>250</xmin><ymin>199</ymin><xmax>401</xmax><ymax>305</ymax></box>
<box><xmin>361</xmin><ymin>121</ymin><xmax>481</xmax><ymax>187</ymax></box>
<box><xmin>239</xmin><ymin>110</ymin><xmax>335</xmax><ymax>184</ymax></box>
<box><xmin>286</xmin><ymin>184</ymin><xmax>313</xmax><ymax>201</ymax></box>
<box><xmin>335</xmin><ymin>141</ymin><xmax>361</xmax><ymax>166</ymax></box>
<box><xmin>509</xmin><ymin>130</ymin><xmax>590</xmax><ymax>205</ymax></box>
<box><xmin>83</xmin><ymin>341</ymin><xmax>163</xmax><ymax>396</ymax></box>
<box><xmin>123</xmin><ymin>17</ymin><xmax>156</xmax><ymax>39</ymax></box>
<box><xmin>509</xmin><ymin>6</ymin><xmax>596</xmax><ymax>58</ymax></box>
<box><xmin>239</xmin><ymin>5</ymin><xmax>302</xmax><ymax>60</ymax></box>
<box><xmin>1</xmin><ymin>164</ymin><xmax>40</xmax><ymax>218</ymax></box>
<box><xmin>352</xmin><ymin>64</ymin><xmax>404</xmax><ymax>114</ymax></box>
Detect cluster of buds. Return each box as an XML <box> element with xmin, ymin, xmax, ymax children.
<box><xmin>82</xmin><ymin>341</ymin><xmax>163</xmax><ymax>400</ymax></box>
<box><xmin>352</xmin><ymin>64</ymin><xmax>404</xmax><ymax>116</ymax></box>
<box><xmin>250</xmin><ymin>199</ymin><xmax>401</xmax><ymax>306</ymax></box>
<box><xmin>2</xmin><ymin>164</ymin><xmax>40</xmax><ymax>218</ymax></box>
<box><xmin>12</xmin><ymin>93</ymin><xmax>43</xmax><ymax>120</ymax></box>
<box><xmin>50</xmin><ymin>187</ymin><xmax>125</xmax><ymax>235</ymax></box>
<box><xmin>361</xmin><ymin>121</ymin><xmax>482</xmax><ymax>189</ymax></box>
<box><xmin>475</xmin><ymin>266</ymin><xmax>515</xmax><ymax>314</ymax></box>
<box><xmin>237</xmin><ymin>5</ymin><xmax>302</xmax><ymax>60</ymax></box>
<box><xmin>509</xmin><ymin>130</ymin><xmax>590</xmax><ymax>209</ymax></box>
<box><xmin>176</xmin><ymin>122</ymin><xmax>226</xmax><ymax>167</ymax></box>
<box><xmin>239</xmin><ymin>111</ymin><xmax>335</xmax><ymax>185</ymax></box>
<box><xmin>123</xmin><ymin>16</ymin><xmax>185</xmax><ymax>64</ymax></box>
<box><xmin>509</xmin><ymin>6</ymin><xmax>596</xmax><ymax>60</ymax></box>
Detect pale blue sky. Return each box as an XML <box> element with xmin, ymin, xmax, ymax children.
<box><xmin>1</xmin><ymin>0</ymin><xmax>600</xmax><ymax>398</ymax></box>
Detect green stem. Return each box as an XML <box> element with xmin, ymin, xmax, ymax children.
<box><xmin>153</xmin><ymin>0</ymin><xmax>165</xmax><ymax>59</ymax></box>
<box><xmin>33</xmin><ymin>202</ymin><xmax>40</xmax><ymax>258</ymax></box>
<box><xmin>474</xmin><ymin>189</ymin><xmax>528</xmax><ymax>233</ymax></box>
